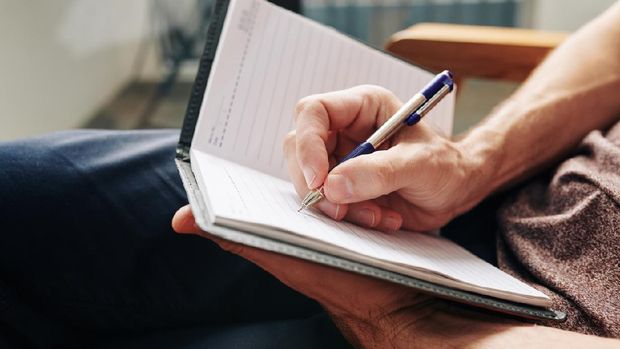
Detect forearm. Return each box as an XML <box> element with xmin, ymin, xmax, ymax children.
<box><xmin>459</xmin><ymin>2</ymin><xmax>620</xmax><ymax>201</ymax></box>
<box><xmin>411</xmin><ymin>310</ymin><xmax>620</xmax><ymax>349</ymax></box>
<box><xmin>335</xmin><ymin>303</ymin><xmax>620</xmax><ymax>349</ymax></box>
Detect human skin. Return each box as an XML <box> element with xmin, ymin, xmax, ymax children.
<box><xmin>173</xmin><ymin>207</ymin><xmax>620</xmax><ymax>348</ymax></box>
<box><xmin>173</xmin><ymin>2</ymin><xmax>620</xmax><ymax>347</ymax></box>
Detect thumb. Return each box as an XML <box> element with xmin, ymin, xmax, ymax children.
<box><xmin>324</xmin><ymin>146</ymin><xmax>410</xmax><ymax>203</ymax></box>
<box><xmin>172</xmin><ymin>205</ymin><xmax>202</xmax><ymax>234</ymax></box>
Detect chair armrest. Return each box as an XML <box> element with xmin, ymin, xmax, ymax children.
<box><xmin>386</xmin><ymin>23</ymin><xmax>568</xmax><ymax>82</ymax></box>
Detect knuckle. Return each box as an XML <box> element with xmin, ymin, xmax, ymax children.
<box><xmin>356</xmin><ymin>84</ymin><xmax>384</xmax><ymax>93</ymax></box>
<box><xmin>294</xmin><ymin>98</ymin><xmax>307</xmax><ymax>115</ymax></box>
<box><xmin>282</xmin><ymin>131</ymin><xmax>296</xmax><ymax>151</ymax></box>
<box><xmin>354</xmin><ymin>85</ymin><xmax>401</xmax><ymax>121</ymax></box>
<box><xmin>357</xmin><ymin>84</ymin><xmax>396</xmax><ymax>100</ymax></box>
<box><xmin>294</xmin><ymin>96</ymin><xmax>329</xmax><ymax>137</ymax></box>
<box><xmin>371</xmin><ymin>159</ymin><xmax>397</xmax><ymax>193</ymax></box>
<box><xmin>294</xmin><ymin>95</ymin><xmax>319</xmax><ymax>117</ymax></box>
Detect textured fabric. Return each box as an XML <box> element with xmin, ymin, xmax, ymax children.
<box><xmin>497</xmin><ymin>121</ymin><xmax>620</xmax><ymax>337</ymax></box>
<box><xmin>0</xmin><ymin>130</ymin><xmax>349</xmax><ymax>349</ymax></box>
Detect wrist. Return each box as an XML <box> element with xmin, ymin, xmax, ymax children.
<box><xmin>447</xmin><ymin>134</ymin><xmax>502</xmax><ymax>214</ymax></box>
<box><xmin>329</xmin><ymin>313</ymin><xmax>400</xmax><ymax>348</ymax></box>
<box><xmin>413</xmin><ymin>306</ymin><xmax>620</xmax><ymax>349</ymax></box>
<box><xmin>339</xmin><ymin>303</ymin><xmax>528</xmax><ymax>349</ymax></box>
<box><xmin>327</xmin><ymin>296</ymin><xmax>444</xmax><ymax>348</ymax></box>
<box><xmin>410</xmin><ymin>306</ymin><xmax>531</xmax><ymax>349</ymax></box>
<box><xmin>456</xmin><ymin>119</ymin><xmax>509</xmax><ymax>205</ymax></box>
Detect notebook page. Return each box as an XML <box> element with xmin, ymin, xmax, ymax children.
<box><xmin>191</xmin><ymin>0</ymin><xmax>455</xmax><ymax>180</ymax></box>
<box><xmin>191</xmin><ymin>150</ymin><xmax>549</xmax><ymax>303</ymax></box>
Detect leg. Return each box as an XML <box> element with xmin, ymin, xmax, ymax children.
<box><xmin>0</xmin><ymin>130</ymin><xmax>345</xmax><ymax>347</ymax></box>
<box><xmin>97</xmin><ymin>313</ymin><xmax>349</xmax><ymax>349</ymax></box>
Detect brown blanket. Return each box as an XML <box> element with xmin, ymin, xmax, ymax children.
<box><xmin>497</xmin><ymin>120</ymin><xmax>620</xmax><ymax>337</ymax></box>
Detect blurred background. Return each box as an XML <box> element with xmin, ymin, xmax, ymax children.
<box><xmin>0</xmin><ymin>0</ymin><xmax>616</xmax><ymax>141</ymax></box>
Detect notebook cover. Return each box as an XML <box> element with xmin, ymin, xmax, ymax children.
<box><xmin>175</xmin><ymin>0</ymin><xmax>566</xmax><ymax>322</ymax></box>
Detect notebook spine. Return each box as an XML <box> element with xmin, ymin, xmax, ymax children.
<box><xmin>176</xmin><ymin>0</ymin><xmax>231</xmax><ymax>162</ymax></box>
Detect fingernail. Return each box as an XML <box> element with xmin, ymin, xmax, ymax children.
<box><xmin>176</xmin><ymin>205</ymin><xmax>189</xmax><ymax>215</ymax></box>
<box><xmin>317</xmin><ymin>200</ymin><xmax>341</xmax><ymax>219</ymax></box>
<box><xmin>303</xmin><ymin>166</ymin><xmax>316</xmax><ymax>187</ymax></box>
<box><xmin>383</xmin><ymin>215</ymin><xmax>401</xmax><ymax>232</ymax></box>
<box><xmin>327</xmin><ymin>174</ymin><xmax>353</xmax><ymax>200</ymax></box>
<box><xmin>352</xmin><ymin>209</ymin><xmax>376</xmax><ymax>227</ymax></box>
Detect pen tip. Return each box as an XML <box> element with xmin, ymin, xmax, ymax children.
<box><xmin>297</xmin><ymin>206</ymin><xmax>304</xmax><ymax>212</ymax></box>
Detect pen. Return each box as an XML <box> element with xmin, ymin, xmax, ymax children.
<box><xmin>298</xmin><ymin>70</ymin><xmax>454</xmax><ymax>212</ymax></box>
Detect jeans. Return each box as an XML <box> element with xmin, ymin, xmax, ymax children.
<box><xmin>0</xmin><ymin>130</ymin><xmax>350</xmax><ymax>348</ymax></box>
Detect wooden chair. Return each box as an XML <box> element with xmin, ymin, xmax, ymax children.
<box><xmin>385</xmin><ymin>23</ymin><xmax>569</xmax><ymax>89</ymax></box>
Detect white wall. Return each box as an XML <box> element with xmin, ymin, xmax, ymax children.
<box><xmin>2</xmin><ymin>0</ymin><xmax>617</xmax><ymax>140</ymax></box>
<box><xmin>523</xmin><ymin>0</ymin><xmax>617</xmax><ymax>31</ymax></box>
<box><xmin>0</xmin><ymin>0</ymin><xmax>151</xmax><ymax>141</ymax></box>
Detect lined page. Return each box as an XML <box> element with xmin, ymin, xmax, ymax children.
<box><xmin>189</xmin><ymin>0</ymin><xmax>548</xmax><ymax>305</ymax></box>
<box><xmin>191</xmin><ymin>150</ymin><xmax>549</xmax><ymax>303</ymax></box>
<box><xmin>191</xmin><ymin>0</ymin><xmax>455</xmax><ymax>179</ymax></box>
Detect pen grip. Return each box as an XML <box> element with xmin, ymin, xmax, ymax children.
<box><xmin>341</xmin><ymin>142</ymin><xmax>375</xmax><ymax>163</ymax></box>
<box><xmin>405</xmin><ymin>113</ymin><xmax>422</xmax><ymax>126</ymax></box>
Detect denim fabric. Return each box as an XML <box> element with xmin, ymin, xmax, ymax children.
<box><xmin>0</xmin><ymin>130</ymin><xmax>349</xmax><ymax>349</ymax></box>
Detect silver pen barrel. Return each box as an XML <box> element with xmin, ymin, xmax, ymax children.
<box><xmin>297</xmin><ymin>83</ymin><xmax>452</xmax><ymax>212</ymax></box>
<box><xmin>367</xmin><ymin>93</ymin><xmax>426</xmax><ymax>148</ymax></box>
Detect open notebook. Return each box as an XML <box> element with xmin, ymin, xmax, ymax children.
<box><xmin>175</xmin><ymin>0</ymin><xmax>566</xmax><ymax>321</ymax></box>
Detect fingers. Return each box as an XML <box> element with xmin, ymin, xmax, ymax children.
<box><xmin>324</xmin><ymin>145</ymin><xmax>411</xmax><ymax>204</ymax></box>
<box><xmin>294</xmin><ymin>85</ymin><xmax>401</xmax><ymax>189</ymax></box>
<box><xmin>294</xmin><ymin>99</ymin><xmax>330</xmax><ymax>188</ymax></box>
<box><xmin>171</xmin><ymin>205</ymin><xmax>201</xmax><ymax>234</ymax></box>
<box><xmin>171</xmin><ymin>204</ymin><xmax>414</xmax><ymax>323</ymax></box>
<box><xmin>285</xmin><ymin>132</ymin><xmax>403</xmax><ymax>231</ymax></box>
<box><xmin>284</xmin><ymin>85</ymin><xmax>418</xmax><ymax>231</ymax></box>
<box><xmin>170</xmin><ymin>204</ymin><xmax>357</xmax><ymax>272</ymax></box>
<box><xmin>196</xmin><ymin>232</ymin><xmax>404</xmax><ymax>313</ymax></box>
<box><xmin>172</xmin><ymin>205</ymin><xmax>315</xmax><ymax>289</ymax></box>
<box><xmin>284</xmin><ymin>131</ymin><xmax>348</xmax><ymax>220</ymax></box>
<box><xmin>345</xmin><ymin>201</ymin><xmax>403</xmax><ymax>232</ymax></box>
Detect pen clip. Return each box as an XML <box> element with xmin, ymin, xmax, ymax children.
<box><xmin>420</xmin><ymin>70</ymin><xmax>454</xmax><ymax>100</ymax></box>
<box><xmin>405</xmin><ymin>83</ymin><xmax>452</xmax><ymax>126</ymax></box>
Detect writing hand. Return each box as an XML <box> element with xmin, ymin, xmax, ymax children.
<box><xmin>285</xmin><ymin>85</ymin><xmax>485</xmax><ymax>232</ymax></box>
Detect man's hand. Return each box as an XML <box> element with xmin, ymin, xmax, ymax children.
<box><xmin>285</xmin><ymin>85</ymin><xmax>486</xmax><ymax>232</ymax></box>
<box><xmin>172</xmin><ymin>205</ymin><xmax>440</xmax><ymax>347</ymax></box>
<box><xmin>169</xmin><ymin>3</ymin><xmax>620</xmax><ymax>346</ymax></box>
<box><xmin>172</xmin><ymin>206</ymin><xmax>620</xmax><ymax>349</ymax></box>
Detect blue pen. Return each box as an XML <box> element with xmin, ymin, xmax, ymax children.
<box><xmin>298</xmin><ymin>70</ymin><xmax>454</xmax><ymax>212</ymax></box>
